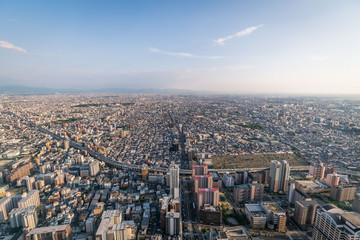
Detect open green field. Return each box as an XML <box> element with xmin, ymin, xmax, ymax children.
<box><xmin>213</xmin><ymin>153</ymin><xmax>309</xmax><ymax>169</ymax></box>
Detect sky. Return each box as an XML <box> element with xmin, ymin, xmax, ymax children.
<box><xmin>0</xmin><ymin>0</ymin><xmax>360</xmax><ymax>94</ymax></box>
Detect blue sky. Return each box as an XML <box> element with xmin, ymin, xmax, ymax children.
<box><xmin>0</xmin><ymin>0</ymin><xmax>360</xmax><ymax>94</ymax></box>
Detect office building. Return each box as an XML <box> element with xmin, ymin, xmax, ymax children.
<box><xmin>233</xmin><ymin>184</ymin><xmax>264</xmax><ymax>203</ymax></box>
<box><xmin>169</xmin><ymin>163</ymin><xmax>179</xmax><ymax>197</ymax></box>
<box><xmin>244</xmin><ymin>204</ymin><xmax>267</xmax><ymax>229</ymax></box>
<box><xmin>269</xmin><ymin>160</ymin><xmax>290</xmax><ymax>193</ymax></box>
<box><xmin>313</xmin><ymin>205</ymin><xmax>360</xmax><ymax>240</ymax></box>
<box><xmin>18</xmin><ymin>190</ymin><xmax>40</xmax><ymax>208</ymax></box>
<box><xmin>9</xmin><ymin>206</ymin><xmax>38</xmax><ymax>229</ymax></box>
<box><xmin>330</xmin><ymin>185</ymin><xmax>356</xmax><ymax>202</ymax></box>
<box><xmin>197</xmin><ymin>188</ymin><xmax>219</xmax><ymax>208</ymax></box>
<box><xmin>199</xmin><ymin>204</ymin><xmax>222</xmax><ymax>225</ymax></box>
<box><xmin>309</xmin><ymin>162</ymin><xmax>325</xmax><ymax>180</ymax></box>
<box><xmin>25</xmin><ymin>225</ymin><xmax>72</xmax><ymax>240</ymax></box>
<box><xmin>262</xmin><ymin>202</ymin><xmax>287</xmax><ymax>232</ymax></box>
<box><xmin>294</xmin><ymin>199</ymin><xmax>318</xmax><ymax>227</ymax></box>
<box><xmin>325</xmin><ymin>172</ymin><xmax>340</xmax><ymax>186</ymax></box>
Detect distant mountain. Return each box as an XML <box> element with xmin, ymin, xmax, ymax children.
<box><xmin>0</xmin><ymin>85</ymin><xmax>200</xmax><ymax>95</ymax></box>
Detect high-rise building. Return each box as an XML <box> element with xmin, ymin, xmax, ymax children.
<box><xmin>287</xmin><ymin>182</ymin><xmax>295</xmax><ymax>204</ymax></box>
<box><xmin>24</xmin><ymin>176</ymin><xmax>35</xmax><ymax>191</ymax></box>
<box><xmin>25</xmin><ymin>225</ymin><xmax>72</xmax><ymax>240</ymax></box>
<box><xmin>309</xmin><ymin>162</ymin><xmax>325</xmax><ymax>180</ymax></box>
<box><xmin>142</xmin><ymin>164</ymin><xmax>148</xmax><ymax>181</ymax></box>
<box><xmin>9</xmin><ymin>206</ymin><xmax>38</xmax><ymax>230</ymax></box>
<box><xmin>294</xmin><ymin>199</ymin><xmax>318</xmax><ymax>227</ymax></box>
<box><xmin>330</xmin><ymin>186</ymin><xmax>356</xmax><ymax>202</ymax></box>
<box><xmin>233</xmin><ymin>184</ymin><xmax>264</xmax><ymax>203</ymax></box>
<box><xmin>6</xmin><ymin>162</ymin><xmax>33</xmax><ymax>184</ymax></box>
<box><xmin>192</xmin><ymin>165</ymin><xmax>208</xmax><ymax>176</ymax></box>
<box><xmin>169</xmin><ymin>163</ymin><xmax>179</xmax><ymax>197</ymax></box>
<box><xmin>165</xmin><ymin>209</ymin><xmax>181</xmax><ymax>236</ymax></box>
<box><xmin>313</xmin><ymin>205</ymin><xmax>360</xmax><ymax>240</ymax></box>
<box><xmin>235</xmin><ymin>171</ymin><xmax>249</xmax><ymax>185</ymax></box>
<box><xmin>279</xmin><ymin>160</ymin><xmax>290</xmax><ymax>192</ymax></box>
<box><xmin>256</xmin><ymin>169</ymin><xmax>269</xmax><ymax>185</ymax></box>
<box><xmin>197</xmin><ymin>188</ymin><xmax>219</xmax><ymax>208</ymax></box>
<box><xmin>95</xmin><ymin>214</ymin><xmax>134</xmax><ymax>240</ymax></box>
<box><xmin>18</xmin><ymin>190</ymin><xmax>40</xmax><ymax>208</ymax></box>
<box><xmin>325</xmin><ymin>172</ymin><xmax>340</xmax><ymax>186</ymax></box>
<box><xmin>269</xmin><ymin>160</ymin><xmax>290</xmax><ymax>193</ymax></box>
<box><xmin>193</xmin><ymin>175</ymin><xmax>213</xmax><ymax>193</ymax></box>
<box><xmin>222</xmin><ymin>173</ymin><xmax>234</xmax><ymax>187</ymax></box>
<box><xmin>160</xmin><ymin>197</ymin><xmax>181</xmax><ymax>233</ymax></box>
<box><xmin>89</xmin><ymin>160</ymin><xmax>100</xmax><ymax>176</ymax></box>
<box><xmin>0</xmin><ymin>194</ymin><xmax>21</xmax><ymax>222</ymax></box>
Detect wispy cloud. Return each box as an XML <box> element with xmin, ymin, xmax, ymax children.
<box><xmin>149</xmin><ymin>48</ymin><xmax>223</xmax><ymax>59</ymax></box>
<box><xmin>183</xmin><ymin>65</ymin><xmax>255</xmax><ymax>73</ymax></box>
<box><xmin>0</xmin><ymin>40</ymin><xmax>26</xmax><ymax>53</ymax></box>
<box><xmin>214</xmin><ymin>25</ymin><xmax>264</xmax><ymax>45</ymax></box>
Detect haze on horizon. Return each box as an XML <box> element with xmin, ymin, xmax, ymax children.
<box><xmin>0</xmin><ymin>0</ymin><xmax>360</xmax><ymax>95</ymax></box>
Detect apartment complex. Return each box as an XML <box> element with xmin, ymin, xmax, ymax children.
<box><xmin>269</xmin><ymin>160</ymin><xmax>290</xmax><ymax>193</ymax></box>
<box><xmin>233</xmin><ymin>184</ymin><xmax>264</xmax><ymax>203</ymax></box>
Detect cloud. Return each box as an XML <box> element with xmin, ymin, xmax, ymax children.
<box><xmin>0</xmin><ymin>41</ymin><xmax>26</xmax><ymax>53</ymax></box>
<box><xmin>214</xmin><ymin>25</ymin><xmax>264</xmax><ymax>45</ymax></box>
<box><xmin>149</xmin><ymin>47</ymin><xmax>223</xmax><ymax>59</ymax></box>
<box><xmin>184</xmin><ymin>65</ymin><xmax>255</xmax><ymax>72</ymax></box>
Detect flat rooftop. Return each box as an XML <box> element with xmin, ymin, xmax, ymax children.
<box><xmin>263</xmin><ymin>202</ymin><xmax>285</xmax><ymax>214</ymax></box>
<box><xmin>27</xmin><ymin>225</ymin><xmax>69</xmax><ymax>235</ymax></box>
<box><xmin>342</xmin><ymin>212</ymin><xmax>360</xmax><ymax>228</ymax></box>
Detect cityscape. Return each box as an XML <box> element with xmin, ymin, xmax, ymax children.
<box><xmin>1</xmin><ymin>95</ymin><xmax>360</xmax><ymax>240</ymax></box>
<box><xmin>1</xmin><ymin>1</ymin><xmax>360</xmax><ymax>240</ymax></box>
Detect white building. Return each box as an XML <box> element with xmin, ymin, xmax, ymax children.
<box><xmin>222</xmin><ymin>173</ymin><xmax>234</xmax><ymax>187</ymax></box>
<box><xmin>9</xmin><ymin>206</ymin><xmax>38</xmax><ymax>229</ymax></box>
<box><xmin>169</xmin><ymin>163</ymin><xmax>179</xmax><ymax>197</ymax></box>
<box><xmin>18</xmin><ymin>190</ymin><xmax>40</xmax><ymax>208</ymax></box>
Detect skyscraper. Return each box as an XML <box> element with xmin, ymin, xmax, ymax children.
<box><xmin>169</xmin><ymin>162</ymin><xmax>179</xmax><ymax>197</ymax></box>
<box><xmin>269</xmin><ymin>160</ymin><xmax>290</xmax><ymax>193</ymax></box>
<box><xmin>279</xmin><ymin>160</ymin><xmax>290</xmax><ymax>192</ymax></box>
